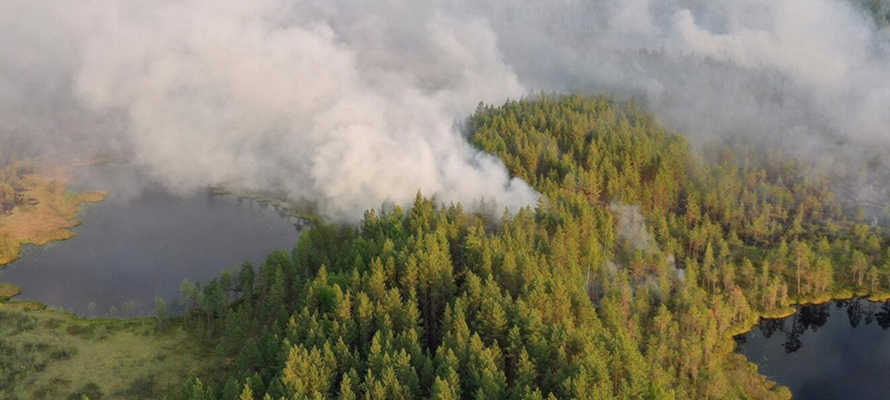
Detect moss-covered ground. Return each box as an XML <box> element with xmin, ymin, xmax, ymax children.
<box><xmin>0</xmin><ymin>298</ymin><xmax>219</xmax><ymax>400</ymax></box>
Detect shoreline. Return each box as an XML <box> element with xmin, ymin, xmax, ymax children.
<box><xmin>210</xmin><ymin>186</ymin><xmax>318</xmax><ymax>227</ymax></box>
<box><xmin>0</xmin><ymin>159</ymin><xmax>108</xmax><ymax>267</ymax></box>
<box><xmin>2</xmin><ymin>160</ymin><xmax>879</xmax><ymax>399</ymax></box>
<box><xmin>0</xmin><ymin>285</ymin><xmax>219</xmax><ymax>400</ymax></box>
<box><xmin>730</xmin><ymin>289</ymin><xmax>890</xmax><ymax>338</ymax></box>
<box><xmin>722</xmin><ymin>289</ymin><xmax>890</xmax><ymax>399</ymax></box>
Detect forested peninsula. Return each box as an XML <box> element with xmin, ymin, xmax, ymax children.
<box><xmin>5</xmin><ymin>94</ymin><xmax>889</xmax><ymax>399</ymax></box>
<box><xmin>7</xmin><ymin>0</ymin><xmax>890</xmax><ymax>398</ymax></box>
<box><xmin>140</xmin><ymin>94</ymin><xmax>890</xmax><ymax>399</ymax></box>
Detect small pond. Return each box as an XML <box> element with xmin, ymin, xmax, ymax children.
<box><xmin>0</xmin><ymin>163</ymin><xmax>302</xmax><ymax>316</ymax></box>
<box><xmin>736</xmin><ymin>298</ymin><xmax>890</xmax><ymax>400</ymax></box>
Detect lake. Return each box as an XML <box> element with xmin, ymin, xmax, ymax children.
<box><xmin>0</xmin><ymin>163</ymin><xmax>302</xmax><ymax>316</ymax></box>
<box><xmin>736</xmin><ymin>298</ymin><xmax>890</xmax><ymax>400</ymax></box>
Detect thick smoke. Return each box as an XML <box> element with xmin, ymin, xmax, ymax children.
<box><xmin>0</xmin><ymin>0</ymin><xmax>538</xmax><ymax>221</ymax></box>
<box><xmin>1</xmin><ymin>0</ymin><xmax>889</xmax><ymax>221</ymax></box>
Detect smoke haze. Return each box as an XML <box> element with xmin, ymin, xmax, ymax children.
<box><xmin>1</xmin><ymin>0</ymin><xmax>888</xmax><ymax>221</ymax></box>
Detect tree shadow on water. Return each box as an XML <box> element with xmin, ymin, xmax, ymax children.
<box><xmin>748</xmin><ymin>299</ymin><xmax>890</xmax><ymax>355</ymax></box>
<box><xmin>846</xmin><ymin>299</ymin><xmax>863</xmax><ymax>328</ymax></box>
<box><xmin>782</xmin><ymin>303</ymin><xmax>830</xmax><ymax>354</ymax></box>
<box><xmin>875</xmin><ymin>300</ymin><xmax>890</xmax><ymax>329</ymax></box>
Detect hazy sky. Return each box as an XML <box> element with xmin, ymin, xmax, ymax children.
<box><xmin>1</xmin><ymin>0</ymin><xmax>887</xmax><ymax>221</ymax></box>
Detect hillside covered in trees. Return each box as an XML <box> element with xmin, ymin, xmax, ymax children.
<box><xmin>160</xmin><ymin>94</ymin><xmax>890</xmax><ymax>399</ymax></box>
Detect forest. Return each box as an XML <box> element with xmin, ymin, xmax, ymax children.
<box><xmin>151</xmin><ymin>93</ymin><xmax>890</xmax><ymax>399</ymax></box>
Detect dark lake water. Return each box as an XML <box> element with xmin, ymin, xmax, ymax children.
<box><xmin>736</xmin><ymin>299</ymin><xmax>890</xmax><ymax>400</ymax></box>
<box><xmin>0</xmin><ymin>163</ymin><xmax>302</xmax><ymax>316</ymax></box>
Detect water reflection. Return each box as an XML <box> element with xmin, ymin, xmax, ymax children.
<box><xmin>877</xmin><ymin>302</ymin><xmax>890</xmax><ymax>328</ymax></box>
<box><xmin>738</xmin><ymin>298</ymin><xmax>890</xmax><ymax>400</ymax></box>
<box><xmin>739</xmin><ymin>300</ymin><xmax>890</xmax><ymax>354</ymax></box>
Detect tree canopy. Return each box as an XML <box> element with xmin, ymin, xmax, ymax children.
<box><xmin>174</xmin><ymin>94</ymin><xmax>888</xmax><ymax>399</ymax></box>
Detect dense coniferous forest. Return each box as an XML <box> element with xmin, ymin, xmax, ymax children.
<box><xmin>171</xmin><ymin>94</ymin><xmax>890</xmax><ymax>399</ymax></box>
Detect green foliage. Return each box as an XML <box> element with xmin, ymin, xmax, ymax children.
<box><xmin>176</xmin><ymin>94</ymin><xmax>890</xmax><ymax>399</ymax></box>
<box><xmin>67</xmin><ymin>382</ymin><xmax>102</xmax><ymax>400</ymax></box>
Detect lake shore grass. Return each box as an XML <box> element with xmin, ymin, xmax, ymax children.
<box><xmin>211</xmin><ymin>185</ymin><xmax>320</xmax><ymax>224</ymax></box>
<box><xmin>0</xmin><ymin>159</ymin><xmax>107</xmax><ymax>266</ymax></box>
<box><xmin>0</xmin><ymin>283</ymin><xmax>21</xmax><ymax>301</ymax></box>
<box><xmin>0</xmin><ymin>157</ymin><xmax>226</xmax><ymax>398</ymax></box>
<box><xmin>0</xmin><ymin>261</ymin><xmax>220</xmax><ymax>399</ymax></box>
<box><xmin>0</xmin><ymin>299</ymin><xmax>48</xmax><ymax>312</ymax></box>
<box><xmin>0</xmin><ymin>302</ymin><xmax>220</xmax><ymax>399</ymax></box>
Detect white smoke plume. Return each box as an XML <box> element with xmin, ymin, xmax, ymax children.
<box><xmin>2</xmin><ymin>0</ymin><xmax>889</xmax><ymax>221</ymax></box>
<box><xmin>610</xmin><ymin>201</ymin><xmax>657</xmax><ymax>253</ymax></box>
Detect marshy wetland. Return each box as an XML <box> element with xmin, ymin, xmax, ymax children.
<box><xmin>0</xmin><ymin>162</ymin><xmax>304</xmax><ymax>399</ymax></box>
<box><xmin>0</xmin><ymin>293</ymin><xmax>216</xmax><ymax>400</ymax></box>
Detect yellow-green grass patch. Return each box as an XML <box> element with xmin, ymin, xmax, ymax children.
<box><xmin>0</xmin><ymin>299</ymin><xmax>47</xmax><ymax>312</ymax></box>
<box><xmin>0</xmin><ymin>162</ymin><xmax>107</xmax><ymax>266</ymax></box>
<box><xmin>1</xmin><ymin>308</ymin><xmax>220</xmax><ymax>400</ymax></box>
<box><xmin>0</xmin><ymin>283</ymin><xmax>20</xmax><ymax>301</ymax></box>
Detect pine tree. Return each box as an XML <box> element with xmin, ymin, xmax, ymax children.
<box><xmin>239</xmin><ymin>381</ymin><xmax>254</xmax><ymax>400</ymax></box>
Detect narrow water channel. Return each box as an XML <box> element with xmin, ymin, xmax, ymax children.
<box><xmin>736</xmin><ymin>299</ymin><xmax>890</xmax><ymax>400</ymax></box>
<box><xmin>0</xmin><ymin>163</ymin><xmax>302</xmax><ymax>316</ymax></box>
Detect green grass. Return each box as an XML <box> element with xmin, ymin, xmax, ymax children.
<box><xmin>0</xmin><ymin>299</ymin><xmax>48</xmax><ymax>312</ymax></box>
<box><xmin>0</xmin><ymin>308</ymin><xmax>221</xmax><ymax>400</ymax></box>
<box><xmin>0</xmin><ymin>283</ymin><xmax>21</xmax><ymax>301</ymax></box>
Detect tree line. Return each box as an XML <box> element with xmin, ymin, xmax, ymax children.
<box><xmin>170</xmin><ymin>93</ymin><xmax>890</xmax><ymax>399</ymax></box>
